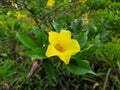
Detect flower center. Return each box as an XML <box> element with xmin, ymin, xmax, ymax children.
<box><xmin>54</xmin><ymin>44</ymin><xmax>65</xmax><ymax>52</ymax></box>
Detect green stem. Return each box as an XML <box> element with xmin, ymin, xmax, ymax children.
<box><xmin>102</xmin><ymin>68</ymin><xmax>111</xmax><ymax>90</ymax></box>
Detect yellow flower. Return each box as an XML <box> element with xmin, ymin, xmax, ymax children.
<box><xmin>11</xmin><ymin>1</ymin><xmax>18</xmax><ymax>8</ymax></box>
<box><xmin>93</xmin><ymin>82</ymin><xmax>99</xmax><ymax>89</ymax></box>
<box><xmin>46</xmin><ymin>30</ymin><xmax>80</xmax><ymax>64</ymax></box>
<box><xmin>79</xmin><ymin>0</ymin><xmax>87</xmax><ymax>3</ymax></box>
<box><xmin>82</xmin><ymin>13</ymin><xmax>88</xmax><ymax>17</ymax></box>
<box><xmin>11</xmin><ymin>2</ymin><xmax>15</xmax><ymax>7</ymax></box>
<box><xmin>16</xmin><ymin>12</ymin><xmax>27</xmax><ymax>19</ymax></box>
<box><xmin>47</xmin><ymin>0</ymin><xmax>55</xmax><ymax>7</ymax></box>
<box><xmin>7</xmin><ymin>11</ymin><xmax>11</xmax><ymax>16</ymax></box>
<box><xmin>82</xmin><ymin>13</ymin><xmax>89</xmax><ymax>26</ymax></box>
<box><xmin>82</xmin><ymin>18</ymin><xmax>89</xmax><ymax>26</ymax></box>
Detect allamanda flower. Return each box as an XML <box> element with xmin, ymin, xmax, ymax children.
<box><xmin>82</xmin><ymin>18</ymin><xmax>89</xmax><ymax>26</ymax></box>
<box><xmin>15</xmin><ymin>12</ymin><xmax>27</xmax><ymax>19</ymax></box>
<box><xmin>82</xmin><ymin>13</ymin><xmax>89</xmax><ymax>26</ymax></box>
<box><xmin>46</xmin><ymin>30</ymin><xmax>80</xmax><ymax>64</ymax></box>
<box><xmin>7</xmin><ymin>11</ymin><xmax>11</xmax><ymax>16</ymax></box>
<box><xmin>46</xmin><ymin>0</ymin><xmax>55</xmax><ymax>7</ymax></box>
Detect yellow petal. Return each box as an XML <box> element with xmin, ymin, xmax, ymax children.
<box><xmin>67</xmin><ymin>39</ymin><xmax>80</xmax><ymax>55</ymax></box>
<box><xmin>59</xmin><ymin>30</ymin><xmax>80</xmax><ymax>55</ymax></box>
<box><xmin>93</xmin><ymin>82</ymin><xmax>99</xmax><ymax>89</ymax></box>
<box><xmin>49</xmin><ymin>31</ymin><xmax>59</xmax><ymax>44</ymax></box>
<box><xmin>46</xmin><ymin>45</ymin><xmax>61</xmax><ymax>57</ymax></box>
<box><xmin>59</xmin><ymin>51</ymin><xmax>71</xmax><ymax>64</ymax></box>
<box><xmin>58</xmin><ymin>40</ymin><xmax>80</xmax><ymax>64</ymax></box>
<box><xmin>58</xmin><ymin>30</ymin><xmax>72</xmax><ymax>48</ymax></box>
<box><xmin>47</xmin><ymin>0</ymin><xmax>55</xmax><ymax>7</ymax></box>
<box><xmin>59</xmin><ymin>30</ymin><xmax>71</xmax><ymax>39</ymax></box>
<box><xmin>16</xmin><ymin>12</ymin><xmax>20</xmax><ymax>15</ymax></box>
<box><xmin>7</xmin><ymin>11</ymin><xmax>11</xmax><ymax>16</ymax></box>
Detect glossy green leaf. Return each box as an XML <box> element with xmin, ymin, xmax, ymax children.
<box><xmin>52</xmin><ymin>21</ymin><xmax>64</xmax><ymax>32</ymax></box>
<box><xmin>66</xmin><ymin>59</ymin><xmax>94</xmax><ymax>75</ymax></box>
<box><xmin>92</xmin><ymin>35</ymin><xmax>101</xmax><ymax>46</ymax></box>
<box><xmin>76</xmin><ymin>20</ymin><xmax>83</xmax><ymax>31</ymax></box>
<box><xmin>43</xmin><ymin>60</ymin><xmax>58</xmax><ymax>83</ymax></box>
<box><xmin>71</xmin><ymin>20</ymin><xmax>83</xmax><ymax>32</ymax></box>
<box><xmin>16</xmin><ymin>32</ymin><xmax>38</xmax><ymax>49</ymax></box>
<box><xmin>84</xmin><ymin>46</ymin><xmax>98</xmax><ymax>57</ymax></box>
<box><xmin>27</xmin><ymin>48</ymin><xmax>46</xmax><ymax>59</ymax></box>
<box><xmin>88</xmin><ymin>25</ymin><xmax>97</xmax><ymax>33</ymax></box>
<box><xmin>33</xmin><ymin>27</ymin><xmax>48</xmax><ymax>47</ymax></box>
<box><xmin>71</xmin><ymin>21</ymin><xmax>77</xmax><ymax>32</ymax></box>
<box><xmin>0</xmin><ymin>60</ymin><xmax>9</xmax><ymax>78</ymax></box>
<box><xmin>72</xmin><ymin>44</ymin><xmax>94</xmax><ymax>60</ymax></box>
<box><xmin>81</xmin><ymin>35</ymin><xmax>101</xmax><ymax>57</ymax></box>
<box><xmin>74</xmin><ymin>31</ymin><xmax>88</xmax><ymax>49</ymax></box>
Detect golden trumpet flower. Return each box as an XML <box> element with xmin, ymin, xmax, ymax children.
<box><xmin>47</xmin><ymin>0</ymin><xmax>55</xmax><ymax>7</ymax></box>
<box><xmin>46</xmin><ymin>30</ymin><xmax>80</xmax><ymax>64</ymax></box>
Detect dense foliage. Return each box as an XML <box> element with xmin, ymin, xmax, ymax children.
<box><xmin>0</xmin><ymin>0</ymin><xmax>120</xmax><ymax>90</ymax></box>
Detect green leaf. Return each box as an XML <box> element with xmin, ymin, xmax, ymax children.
<box><xmin>76</xmin><ymin>20</ymin><xmax>83</xmax><ymax>31</ymax></box>
<box><xmin>72</xmin><ymin>44</ymin><xmax>94</xmax><ymax>60</ymax></box>
<box><xmin>71</xmin><ymin>20</ymin><xmax>83</xmax><ymax>32</ymax></box>
<box><xmin>66</xmin><ymin>59</ymin><xmax>94</xmax><ymax>75</ymax></box>
<box><xmin>92</xmin><ymin>35</ymin><xmax>101</xmax><ymax>46</ymax></box>
<box><xmin>43</xmin><ymin>60</ymin><xmax>58</xmax><ymax>83</ymax></box>
<box><xmin>27</xmin><ymin>48</ymin><xmax>46</xmax><ymax>59</ymax></box>
<box><xmin>71</xmin><ymin>21</ymin><xmax>77</xmax><ymax>32</ymax></box>
<box><xmin>0</xmin><ymin>60</ymin><xmax>9</xmax><ymax>78</ymax></box>
<box><xmin>84</xmin><ymin>46</ymin><xmax>98</xmax><ymax>57</ymax></box>
<box><xmin>14</xmin><ymin>21</ymin><xmax>21</xmax><ymax>31</ymax></box>
<box><xmin>88</xmin><ymin>25</ymin><xmax>97</xmax><ymax>33</ymax></box>
<box><xmin>33</xmin><ymin>27</ymin><xmax>48</xmax><ymax>47</ymax></box>
<box><xmin>52</xmin><ymin>21</ymin><xmax>64</xmax><ymax>32</ymax></box>
<box><xmin>81</xmin><ymin>35</ymin><xmax>101</xmax><ymax>57</ymax></box>
<box><xmin>16</xmin><ymin>32</ymin><xmax>38</xmax><ymax>49</ymax></box>
<box><xmin>74</xmin><ymin>31</ymin><xmax>88</xmax><ymax>49</ymax></box>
